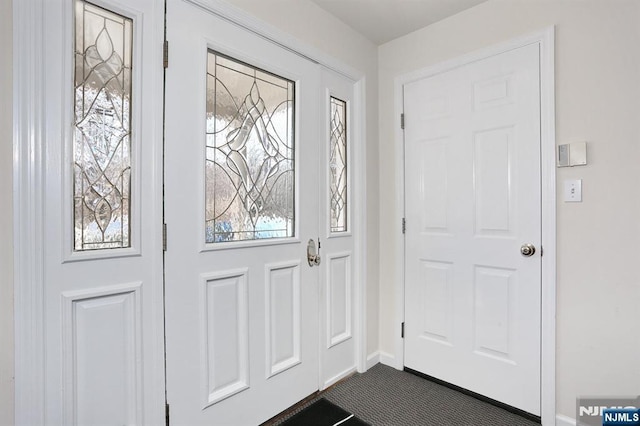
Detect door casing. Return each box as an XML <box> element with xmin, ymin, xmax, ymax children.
<box><xmin>12</xmin><ymin>0</ymin><xmax>369</xmax><ymax>422</ymax></box>
<box><xmin>392</xmin><ymin>27</ymin><xmax>556</xmax><ymax>425</ymax></box>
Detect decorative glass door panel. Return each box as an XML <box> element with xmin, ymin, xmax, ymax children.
<box><xmin>74</xmin><ymin>0</ymin><xmax>133</xmax><ymax>250</ymax></box>
<box><xmin>329</xmin><ymin>97</ymin><xmax>347</xmax><ymax>233</ymax></box>
<box><xmin>206</xmin><ymin>52</ymin><xmax>295</xmax><ymax>243</ymax></box>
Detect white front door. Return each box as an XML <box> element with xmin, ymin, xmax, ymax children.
<box><xmin>40</xmin><ymin>0</ymin><xmax>165</xmax><ymax>423</ymax></box>
<box><xmin>403</xmin><ymin>43</ymin><xmax>542</xmax><ymax>415</ymax></box>
<box><xmin>164</xmin><ymin>1</ymin><xmax>322</xmax><ymax>423</ymax></box>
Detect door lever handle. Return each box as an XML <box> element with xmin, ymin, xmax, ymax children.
<box><xmin>307</xmin><ymin>239</ymin><xmax>321</xmax><ymax>266</ymax></box>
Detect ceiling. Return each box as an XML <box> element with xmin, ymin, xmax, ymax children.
<box><xmin>310</xmin><ymin>0</ymin><xmax>488</xmax><ymax>45</ymax></box>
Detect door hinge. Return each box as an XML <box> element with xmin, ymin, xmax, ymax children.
<box><xmin>401</xmin><ymin>322</ymin><xmax>405</xmax><ymax>338</ymax></box>
<box><xmin>402</xmin><ymin>217</ymin><xmax>406</xmax><ymax>234</ymax></box>
<box><xmin>400</xmin><ymin>113</ymin><xmax>405</xmax><ymax>130</ymax></box>
<box><xmin>165</xmin><ymin>403</ymin><xmax>170</xmax><ymax>426</ymax></box>
<box><xmin>163</xmin><ymin>40</ymin><xmax>169</xmax><ymax>69</ymax></box>
<box><xmin>540</xmin><ymin>245</ymin><xmax>543</xmax><ymax>257</ymax></box>
<box><xmin>163</xmin><ymin>223</ymin><xmax>167</xmax><ymax>251</ymax></box>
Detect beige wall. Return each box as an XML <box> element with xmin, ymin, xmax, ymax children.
<box><xmin>378</xmin><ymin>0</ymin><xmax>640</xmax><ymax>419</ymax></box>
<box><xmin>0</xmin><ymin>0</ymin><xmax>14</xmax><ymax>424</ymax></box>
<box><xmin>226</xmin><ymin>0</ymin><xmax>381</xmax><ymax>356</ymax></box>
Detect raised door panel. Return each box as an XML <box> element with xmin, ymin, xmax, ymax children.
<box><xmin>265</xmin><ymin>262</ymin><xmax>301</xmax><ymax>378</ymax></box>
<box><xmin>201</xmin><ymin>270</ymin><xmax>249</xmax><ymax>407</ymax></box>
<box><xmin>62</xmin><ymin>283</ymin><xmax>142</xmax><ymax>425</ymax></box>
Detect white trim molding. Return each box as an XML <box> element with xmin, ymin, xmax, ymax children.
<box><xmin>556</xmin><ymin>414</ymin><xmax>577</xmax><ymax>426</ymax></box>
<box><xmin>365</xmin><ymin>351</ymin><xmax>380</xmax><ymax>370</ymax></box>
<box><xmin>13</xmin><ymin>0</ymin><xmax>47</xmax><ymax>423</ymax></box>
<box><xmin>393</xmin><ymin>27</ymin><xmax>556</xmax><ymax>425</ymax></box>
<box><xmin>379</xmin><ymin>351</ymin><xmax>396</xmax><ymax>368</ymax></box>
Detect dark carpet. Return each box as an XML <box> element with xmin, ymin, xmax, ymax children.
<box><xmin>273</xmin><ymin>364</ymin><xmax>541</xmax><ymax>426</ymax></box>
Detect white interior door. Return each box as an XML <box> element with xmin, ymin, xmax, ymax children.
<box><xmin>403</xmin><ymin>43</ymin><xmax>542</xmax><ymax>415</ymax></box>
<box><xmin>164</xmin><ymin>1</ymin><xmax>322</xmax><ymax>424</ymax></box>
<box><xmin>40</xmin><ymin>0</ymin><xmax>165</xmax><ymax>423</ymax></box>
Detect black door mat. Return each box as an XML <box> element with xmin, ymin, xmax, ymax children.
<box><xmin>280</xmin><ymin>398</ymin><xmax>370</xmax><ymax>426</ymax></box>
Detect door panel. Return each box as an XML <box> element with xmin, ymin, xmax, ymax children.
<box><xmin>319</xmin><ymin>69</ymin><xmax>358</xmax><ymax>389</ymax></box>
<box><xmin>42</xmin><ymin>0</ymin><xmax>165</xmax><ymax>423</ymax></box>
<box><xmin>164</xmin><ymin>1</ymin><xmax>320</xmax><ymax>423</ymax></box>
<box><xmin>403</xmin><ymin>43</ymin><xmax>541</xmax><ymax>415</ymax></box>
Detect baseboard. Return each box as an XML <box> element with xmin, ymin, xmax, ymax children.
<box><xmin>555</xmin><ymin>414</ymin><xmax>576</xmax><ymax>426</ymax></box>
<box><xmin>379</xmin><ymin>351</ymin><xmax>396</xmax><ymax>367</ymax></box>
<box><xmin>366</xmin><ymin>351</ymin><xmax>380</xmax><ymax>370</ymax></box>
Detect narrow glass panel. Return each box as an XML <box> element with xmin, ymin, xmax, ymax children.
<box><xmin>73</xmin><ymin>0</ymin><xmax>133</xmax><ymax>250</ymax></box>
<box><xmin>206</xmin><ymin>51</ymin><xmax>295</xmax><ymax>243</ymax></box>
<box><xmin>329</xmin><ymin>97</ymin><xmax>347</xmax><ymax>233</ymax></box>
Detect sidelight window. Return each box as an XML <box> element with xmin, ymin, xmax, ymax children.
<box><xmin>329</xmin><ymin>97</ymin><xmax>347</xmax><ymax>233</ymax></box>
<box><xmin>73</xmin><ymin>0</ymin><xmax>133</xmax><ymax>251</ymax></box>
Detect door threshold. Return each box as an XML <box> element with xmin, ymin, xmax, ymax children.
<box><xmin>261</xmin><ymin>371</ymin><xmax>358</xmax><ymax>425</ymax></box>
<box><xmin>260</xmin><ymin>391</ymin><xmax>321</xmax><ymax>426</ymax></box>
<box><xmin>404</xmin><ymin>367</ymin><xmax>541</xmax><ymax>424</ymax></box>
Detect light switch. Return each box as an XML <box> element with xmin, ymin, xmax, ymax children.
<box><xmin>564</xmin><ymin>179</ymin><xmax>582</xmax><ymax>202</ymax></box>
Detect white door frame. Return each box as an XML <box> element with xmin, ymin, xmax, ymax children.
<box><xmin>13</xmin><ymin>0</ymin><xmax>369</xmax><ymax>422</ymax></box>
<box><xmin>392</xmin><ymin>27</ymin><xmax>556</xmax><ymax>425</ymax></box>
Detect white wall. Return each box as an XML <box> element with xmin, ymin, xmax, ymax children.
<box><xmin>0</xmin><ymin>0</ymin><xmax>14</xmax><ymax>424</ymax></box>
<box><xmin>378</xmin><ymin>0</ymin><xmax>640</xmax><ymax>419</ymax></box>
<box><xmin>225</xmin><ymin>0</ymin><xmax>381</xmax><ymax>357</ymax></box>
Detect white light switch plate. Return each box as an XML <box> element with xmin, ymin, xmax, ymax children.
<box><xmin>564</xmin><ymin>179</ymin><xmax>582</xmax><ymax>202</ymax></box>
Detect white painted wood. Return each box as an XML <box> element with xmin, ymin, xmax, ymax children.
<box><xmin>539</xmin><ymin>27</ymin><xmax>557</xmax><ymax>426</ymax></box>
<box><xmin>13</xmin><ymin>0</ymin><xmax>47</xmax><ymax>422</ymax></box>
<box><xmin>403</xmin><ymin>43</ymin><xmax>541</xmax><ymax>414</ymax></box>
<box><xmin>15</xmin><ymin>1</ymin><xmax>369</xmax><ymax>425</ymax></box>
<box><xmin>169</xmin><ymin>0</ymin><xmax>368</xmax><ymax>377</ymax></box>
<box><xmin>200</xmin><ymin>269</ymin><xmax>249</xmax><ymax>407</ymax></box>
<box><xmin>164</xmin><ymin>1</ymin><xmax>321</xmax><ymax>423</ymax></box>
<box><xmin>62</xmin><ymin>283</ymin><xmax>143</xmax><ymax>425</ymax></box>
<box><xmin>365</xmin><ymin>351</ymin><xmax>380</xmax><ymax>370</ymax></box>
<box><xmin>379</xmin><ymin>351</ymin><xmax>396</xmax><ymax>367</ymax></box>
<box><xmin>14</xmin><ymin>0</ymin><xmax>166</xmax><ymax>423</ymax></box>
<box><xmin>556</xmin><ymin>414</ymin><xmax>577</xmax><ymax>426</ymax></box>
<box><xmin>319</xmin><ymin>68</ymin><xmax>359</xmax><ymax>388</ymax></box>
<box><xmin>394</xmin><ymin>28</ymin><xmax>556</xmax><ymax>425</ymax></box>
<box><xmin>323</xmin><ymin>366</ymin><xmax>357</xmax><ymax>389</ymax></box>
<box><xmin>327</xmin><ymin>253</ymin><xmax>352</xmax><ymax>347</ymax></box>
<box><xmin>351</xmin><ymin>77</ymin><xmax>368</xmax><ymax>375</ymax></box>
<box><xmin>265</xmin><ymin>261</ymin><xmax>302</xmax><ymax>378</ymax></box>
<box><xmin>184</xmin><ymin>0</ymin><xmax>362</xmax><ymax>80</ymax></box>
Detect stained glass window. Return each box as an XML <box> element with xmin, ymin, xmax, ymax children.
<box><xmin>329</xmin><ymin>97</ymin><xmax>347</xmax><ymax>233</ymax></box>
<box><xmin>74</xmin><ymin>0</ymin><xmax>133</xmax><ymax>250</ymax></box>
<box><xmin>205</xmin><ymin>51</ymin><xmax>296</xmax><ymax>243</ymax></box>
